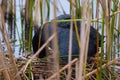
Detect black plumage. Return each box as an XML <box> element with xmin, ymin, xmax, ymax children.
<box><xmin>32</xmin><ymin>14</ymin><xmax>101</xmax><ymax>61</ymax></box>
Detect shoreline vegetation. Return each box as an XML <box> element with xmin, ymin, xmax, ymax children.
<box><xmin>0</xmin><ymin>0</ymin><xmax>120</xmax><ymax>80</ymax></box>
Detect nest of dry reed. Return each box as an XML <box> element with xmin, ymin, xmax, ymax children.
<box><xmin>0</xmin><ymin>53</ymin><xmax>120</xmax><ymax>80</ymax></box>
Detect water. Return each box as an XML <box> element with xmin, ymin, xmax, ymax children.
<box><xmin>1</xmin><ymin>0</ymin><xmax>71</xmax><ymax>57</ymax></box>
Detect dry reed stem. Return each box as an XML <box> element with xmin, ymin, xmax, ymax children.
<box><xmin>1</xmin><ymin>0</ymin><xmax>7</xmax><ymax>16</ymax></box>
<box><xmin>79</xmin><ymin>1</ymin><xmax>87</xmax><ymax>79</ymax></box>
<box><xmin>105</xmin><ymin>0</ymin><xmax>111</xmax><ymax>61</ymax></box>
<box><xmin>67</xmin><ymin>3</ymin><xmax>74</xmax><ymax>79</ymax></box>
<box><xmin>58</xmin><ymin>0</ymin><xmax>66</xmax><ymax>14</ymax></box>
<box><xmin>0</xmin><ymin>7</ymin><xmax>21</xmax><ymax>80</ymax></box>
<box><xmin>25</xmin><ymin>0</ymin><xmax>30</xmax><ymax>21</ymax></box>
<box><xmin>8</xmin><ymin>0</ymin><xmax>13</xmax><ymax>14</ymax></box>
<box><xmin>67</xmin><ymin>0</ymin><xmax>76</xmax><ymax>8</ymax></box>
<box><xmin>31</xmin><ymin>72</ymin><xmax>34</xmax><ymax>80</ymax></box>
<box><xmin>84</xmin><ymin>56</ymin><xmax>120</xmax><ymax>79</ymax></box>
<box><xmin>95</xmin><ymin>0</ymin><xmax>101</xmax><ymax>76</ymax></box>
<box><xmin>34</xmin><ymin>0</ymin><xmax>40</xmax><ymax>31</ymax></box>
<box><xmin>52</xmin><ymin>1</ymin><xmax>60</xmax><ymax>80</ymax></box>
<box><xmin>95</xmin><ymin>0</ymin><xmax>99</xmax><ymax>54</ymax></box>
<box><xmin>13</xmin><ymin>0</ymin><xmax>16</xmax><ymax>16</ymax></box>
<box><xmin>0</xmin><ymin>43</ymin><xmax>11</xmax><ymax>80</ymax></box>
<box><xmin>78</xmin><ymin>0</ymin><xmax>92</xmax><ymax>80</ymax></box>
<box><xmin>67</xmin><ymin>24</ymin><xmax>73</xmax><ymax>79</ymax></box>
<box><xmin>98</xmin><ymin>0</ymin><xmax>111</xmax><ymax>61</ymax></box>
<box><xmin>47</xmin><ymin>58</ymin><xmax>78</xmax><ymax>80</ymax></box>
<box><xmin>84</xmin><ymin>6</ymin><xmax>92</xmax><ymax>67</ymax></box>
<box><xmin>15</xmin><ymin>33</ymin><xmax>56</xmax><ymax>78</ymax></box>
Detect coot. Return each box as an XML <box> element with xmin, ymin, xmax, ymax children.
<box><xmin>32</xmin><ymin>14</ymin><xmax>101</xmax><ymax>62</ymax></box>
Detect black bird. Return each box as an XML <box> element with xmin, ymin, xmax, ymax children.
<box><xmin>32</xmin><ymin>14</ymin><xmax>101</xmax><ymax>62</ymax></box>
